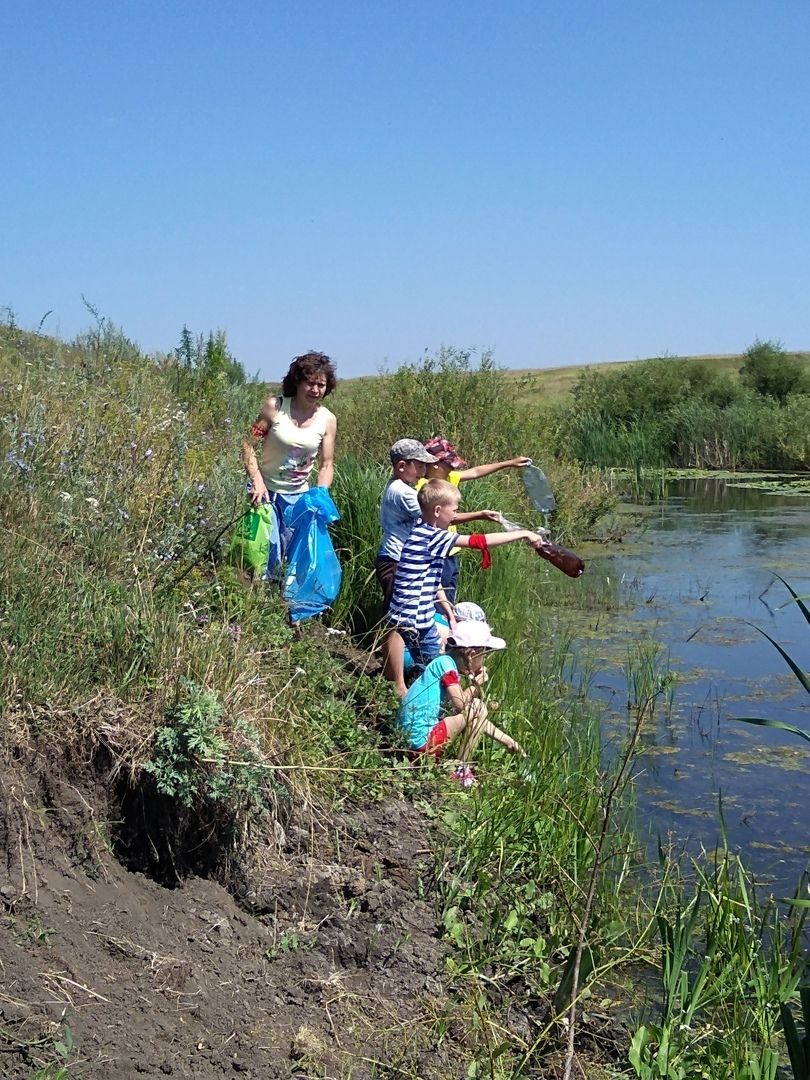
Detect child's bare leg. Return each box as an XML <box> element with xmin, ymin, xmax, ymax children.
<box><xmin>381</xmin><ymin>630</ymin><xmax>407</xmax><ymax>698</ymax></box>
<box><xmin>453</xmin><ymin>700</ymin><xmax>490</xmax><ymax>762</ymax></box>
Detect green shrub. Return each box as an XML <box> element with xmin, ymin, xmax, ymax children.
<box><xmin>740</xmin><ymin>339</ymin><xmax>807</xmax><ymax>404</ymax></box>
<box><xmin>333</xmin><ymin>346</ymin><xmax>548</xmax><ymax>466</ymax></box>
<box><xmin>776</xmin><ymin>395</ymin><xmax>810</xmax><ymax>468</ymax></box>
<box><xmin>557</xmin><ymin>347</ymin><xmax>810</xmax><ymax>470</ymax></box>
<box><xmin>570</xmin><ymin>357</ymin><xmax>730</xmax><ymax>427</ymax></box>
<box><xmin>146</xmin><ymin>678</ymin><xmax>270</xmax><ymax>810</ymax></box>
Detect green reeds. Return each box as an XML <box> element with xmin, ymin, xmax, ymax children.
<box><xmin>734</xmin><ymin>574</ymin><xmax>810</xmax><ymax>744</ymax></box>
<box><xmin>557</xmin><ymin>353</ymin><xmax>810</xmax><ymax>471</ymax></box>
<box><xmin>782</xmin><ymin>986</ymin><xmax>810</xmax><ymax>1080</ymax></box>
<box><xmin>623</xmin><ymin>641</ymin><xmax>676</xmax><ymax>717</ymax></box>
<box><xmin>630</xmin><ymin>850</ymin><xmax>808</xmax><ymax>1080</ymax></box>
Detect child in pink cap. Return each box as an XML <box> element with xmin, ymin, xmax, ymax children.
<box><xmin>417</xmin><ymin>436</ymin><xmax>531</xmax><ymax>604</ymax></box>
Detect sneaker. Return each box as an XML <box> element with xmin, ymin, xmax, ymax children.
<box><xmin>450</xmin><ymin>764</ymin><xmax>478</xmax><ymax>789</ymax></box>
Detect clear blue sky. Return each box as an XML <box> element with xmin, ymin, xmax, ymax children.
<box><xmin>2</xmin><ymin>2</ymin><xmax>809</xmax><ymax>379</ymax></box>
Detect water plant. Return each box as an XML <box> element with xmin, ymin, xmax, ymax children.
<box><xmin>782</xmin><ymin>986</ymin><xmax>810</xmax><ymax>1080</ymax></box>
<box><xmin>734</xmin><ymin>574</ymin><xmax>810</xmax><ymax>744</ymax></box>
<box><xmin>628</xmin><ymin>850</ymin><xmax>808</xmax><ymax>1080</ymax></box>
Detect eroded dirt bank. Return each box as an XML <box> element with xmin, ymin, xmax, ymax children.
<box><xmin>0</xmin><ymin>751</ymin><xmax>457</xmax><ymax>1079</ymax></box>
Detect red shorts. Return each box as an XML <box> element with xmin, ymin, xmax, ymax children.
<box><xmin>411</xmin><ymin>719</ymin><xmax>450</xmax><ymax>760</ymax></box>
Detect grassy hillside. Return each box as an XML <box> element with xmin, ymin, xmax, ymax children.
<box><xmin>0</xmin><ymin>322</ymin><xmax>625</xmax><ymax>1077</ymax></box>
<box><xmin>336</xmin><ymin>349</ymin><xmax>810</xmax><ymax>405</ymax></box>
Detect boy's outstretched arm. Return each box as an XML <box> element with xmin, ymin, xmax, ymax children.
<box><xmin>457</xmin><ymin>457</ymin><xmax>531</xmax><ymax>481</ymax></box>
<box><xmin>454</xmin><ymin>528</ymin><xmax>542</xmax><ymax>551</ymax></box>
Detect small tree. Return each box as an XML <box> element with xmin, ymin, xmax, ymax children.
<box><xmin>739</xmin><ymin>339</ymin><xmax>805</xmax><ymax>404</ymax></box>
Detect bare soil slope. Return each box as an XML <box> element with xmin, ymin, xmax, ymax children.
<box><xmin>0</xmin><ymin>751</ymin><xmax>456</xmax><ymax>1079</ymax></box>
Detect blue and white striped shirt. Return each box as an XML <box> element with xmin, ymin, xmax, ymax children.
<box><xmin>389</xmin><ymin>522</ymin><xmax>457</xmax><ymax>629</ymax></box>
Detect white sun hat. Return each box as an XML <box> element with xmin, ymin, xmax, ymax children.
<box><xmin>447</xmin><ymin>621</ymin><xmax>506</xmax><ymax>651</ymax></box>
<box><xmin>453</xmin><ymin>601</ymin><xmax>487</xmax><ymax>623</ymax></box>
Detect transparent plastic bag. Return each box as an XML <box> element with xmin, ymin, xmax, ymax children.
<box><xmin>522</xmin><ymin>463</ymin><xmax>556</xmax><ymax>515</ymax></box>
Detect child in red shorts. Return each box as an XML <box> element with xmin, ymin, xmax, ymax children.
<box><xmin>397</xmin><ymin>621</ymin><xmax>523</xmax><ymax>787</ymax></box>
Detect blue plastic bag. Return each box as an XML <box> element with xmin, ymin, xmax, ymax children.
<box><xmin>282</xmin><ymin>488</ymin><xmax>342</xmax><ymax>622</ymax></box>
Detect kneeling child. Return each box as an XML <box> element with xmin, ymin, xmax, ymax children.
<box><xmin>397</xmin><ymin>621</ymin><xmax>522</xmax><ymax>787</ymax></box>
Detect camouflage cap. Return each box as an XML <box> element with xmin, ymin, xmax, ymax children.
<box><xmin>389</xmin><ymin>439</ymin><xmax>439</xmax><ymax>464</ymax></box>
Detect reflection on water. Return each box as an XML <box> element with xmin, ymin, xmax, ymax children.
<box><xmin>578</xmin><ymin>477</ymin><xmax>810</xmax><ymax>893</ymax></box>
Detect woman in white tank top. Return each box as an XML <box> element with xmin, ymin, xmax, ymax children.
<box><xmin>241</xmin><ymin>351</ymin><xmax>337</xmax><ymax>575</ymax></box>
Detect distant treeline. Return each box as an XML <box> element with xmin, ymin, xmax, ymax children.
<box><xmin>554</xmin><ymin>341</ymin><xmax>810</xmax><ymax>471</ymax></box>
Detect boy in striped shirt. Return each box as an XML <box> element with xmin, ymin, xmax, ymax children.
<box><xmin>387</xmin><ymin>479</ymin><xmax>544</xmax><ymax>680</ymax></box>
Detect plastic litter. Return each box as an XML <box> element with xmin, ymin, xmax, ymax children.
<box><xmin>514</xmin><ymin>465</ymin><xmax>586</xmax><ymax>578</ymax></box>
<box><xmin>522</xmin><ymin>462</ymin><xmax>556</xmax><ymax>515</ymax></box>
<box><xmin>518</xmin><ymin>756</ymin><xmax>539</xmax><ymax>783</ymax></box>
<box><xmin>228</xmin><ymin>503</ymin><xmax>274</xmax><ymax>574</ymax></box>
<box><xmin>282</xmin><ymin>488</ymin><xmax>343</xmax><ymax>622</ymax></box>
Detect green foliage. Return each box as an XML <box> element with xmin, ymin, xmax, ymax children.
<box><xmin>434</xmin><ymin>562</ymin><xmax>627</xmax><ymax>1062</ymax></box>
<box><xmin>740</xmin><ymin>340</ymin><xmax>807</xmax><ymax>404</ymax></box>
<box><xmin>265</xmin><ymin>928</ymin><xmax>308</xmax><ymax>959</ymax></box>
<box><xmin>781</xmin><ymin>986</ymin><xmax>810</xmax><ymax>1080</ymax></box>
<box><xmin>168</xmin><ymin>325</ymin><xmax>248</xmax><ymax>415</ymax></box>
<box><xmin>25</xmin><ymin>1018</ymin><xmax>76</xmax><ymax>1079</ymax></box>
<box><xmin>334</xmin><ymin>346</ymin><xmax>541</xmax><ymax>464</ymax></box>
<box><xmin>628</xmin><ymin>854</ymin><xmax>807</xmax><ymax>1080</ymax></box>
<box><xmin>776</xmin><ymin>395</ymin><xmax>810</xmax><ymax>467</ymax></box>
<box><xmin>330</xmin><ymin>456</ymin><xmax>389</xmax><ymax>631</ymax></box>
<box><xmin>73</xmin><ymin>296</ymin><xmax>142</xmax><ymax>369</ymax></box>
<box><xmin>570</xmin><ymin>357</ymin><xmax>732</xmax><ymax>426</ymax></box>
<box><xmin>560</xmin><ymin>346</ymin><xmax>810</xmax><ymax>470</ymax></box>
<box><xmin>734</xmin><ymin>575</ymin><xmax>810</xmax><ymax>744</ymax></box>
<box><xmin>146</xmin><ymin>678</ymin><xmax>269</xmax><ymax>810</ymax></box>
<box><xmin>23</xmin><ymin>914</ymin><xmax>56</xmax><ymax>945</ymax></box>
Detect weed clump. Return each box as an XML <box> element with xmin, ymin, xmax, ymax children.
<box><xmin>147</xmin><ymin>678</ymin><xmax>271</xmax><ymax>811</ymax></box>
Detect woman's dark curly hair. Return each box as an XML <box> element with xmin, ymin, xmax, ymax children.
<box><xmin>281</xmin><ymin>351</ymin><xmax>337</xmax><ymax>398</ymax></box>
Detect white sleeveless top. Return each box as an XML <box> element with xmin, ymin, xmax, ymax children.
<box><xmin>259</xmin><ymin>397</ymin><xmax>330</xmax><ymax>494</ymax></box>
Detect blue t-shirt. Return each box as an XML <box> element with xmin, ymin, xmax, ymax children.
<box><xmin>389</xmin><ymin>521</ymin><xmax>457</xmax><ymax>630</ymax></box>
<box><xmin>398</xmin><ymin>654</ymin><xmax>459</xmax><ymax>749</ymax></box>
<box><xmin>378</xmin><ymin>479</ymin><xmax>421</xmax><ymax>560</ymax></box>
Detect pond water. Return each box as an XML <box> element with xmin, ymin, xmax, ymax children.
<box><xmin>575</xmin><ymin>476</ymin><xmax>810</xmax><ymax>895</ymax></box>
